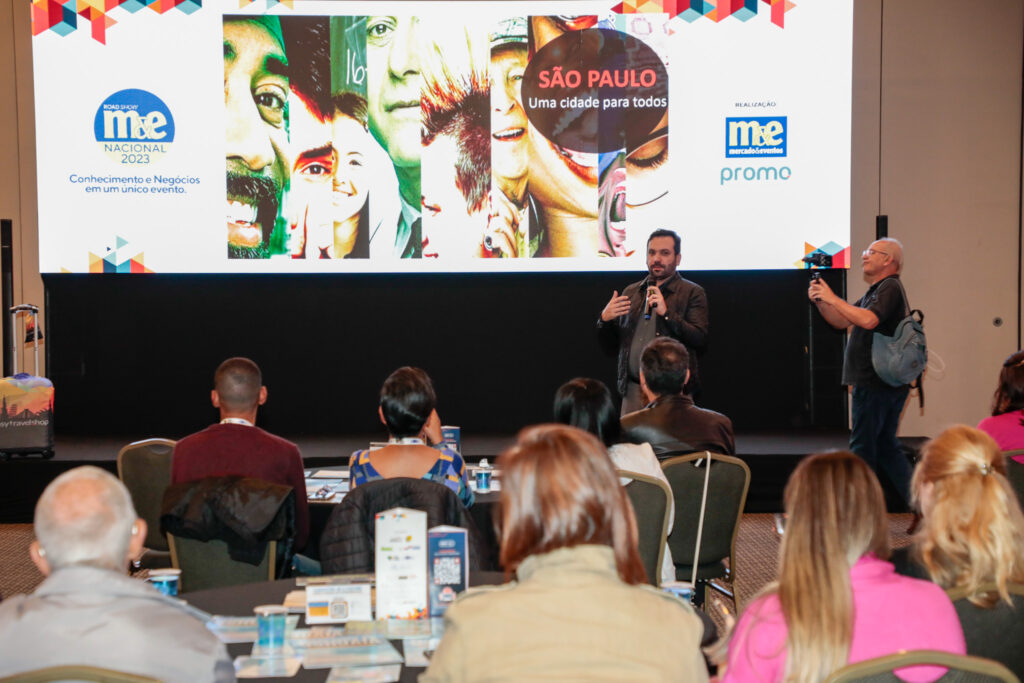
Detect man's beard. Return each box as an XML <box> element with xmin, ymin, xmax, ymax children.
<box><xmin>226</xmin><ymin>172</ymin><xmax>281</xmax><ymax>259</ymax></box>
<box><xmin>227</xmin><ymin>243</ymin><xmax>269</xmax><ymax>259</ymax></box>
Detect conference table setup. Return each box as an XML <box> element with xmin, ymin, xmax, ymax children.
<box><xmin>171</xmin><ymin>466</ymin><xmax>505</xmax><ymax>680</ymax></box>
<box><xmin>185</xmin><ymin>571</ymin><xmax>508</xmax><ymax>682</ymax></box>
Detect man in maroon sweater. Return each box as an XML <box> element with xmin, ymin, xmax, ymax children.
<box><xmin>171</xmin><ymin>357</ymin><xmax>309</xmax><ymax>549</ymax></box>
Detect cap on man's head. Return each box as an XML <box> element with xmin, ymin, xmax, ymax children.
<box><xmin>491</xmin><ymin>17</ymin><xmax>527</xmax><ymax>49</ymax></box>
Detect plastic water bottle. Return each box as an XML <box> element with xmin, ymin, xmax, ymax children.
<box><xmin>476</xmin><ymin>458</ymin><xmax>492</xmax><ymax>492</ymax></box>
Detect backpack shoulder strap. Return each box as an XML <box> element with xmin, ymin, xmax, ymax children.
<box><xmin>889</xmin><ymin>277</ymin><xmax>911</xmax><ymax>317</ymax></box>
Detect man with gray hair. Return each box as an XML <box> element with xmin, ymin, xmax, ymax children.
<box><xmin>808</xmin><ymin>237</ymin><xmax>914</xmax><ymax>506</ymax></box>
<box><xmin>0</xmin><ymin>466</ymin><xmax>233</xmax><ymax>681</ymax></box>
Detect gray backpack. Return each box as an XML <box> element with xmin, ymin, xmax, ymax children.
<box><xmin>871</xmin><ymin>279</ymin><xmax>926</xmax><ymax>387</ymax></box>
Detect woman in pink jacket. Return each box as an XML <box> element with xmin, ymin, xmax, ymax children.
<box><xmin>721</xmin><ymin>451</ymin><xmax>965</xmax><ymax>683</ymax></box>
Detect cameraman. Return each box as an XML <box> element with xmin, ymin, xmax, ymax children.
<box><xmin>808</xmin><ymin>238</ymin><xmax>912</xmax><ymax>506</ymax></box>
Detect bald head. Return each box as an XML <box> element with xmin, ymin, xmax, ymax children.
<box><xmin>212</xmin><ymin>357</ymin><xmax>265</xmax><ymax>417</ymax></box>
<box><xmin>875</xmin><ymin>237</ymin><xmax>903</xmax><ymax>273</ymax></box>
<box><xmin>33</xmin><ymin>466</ymin><xmax>139</xmax><ymax>573</ymax></box>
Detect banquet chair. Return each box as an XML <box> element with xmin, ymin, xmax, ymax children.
<box><xmin>618</xmin><ymin>470</ymin><xmax>671</xmax><ymax>587</ymax></box>
<box><xmin>116</xmin><ymin>438</ymin><xmax>175</xmax><ymax>570</ymax></box>
<box><xmin>0</xmin><ymin>665</ymin><xmax>160</xmax><ymax>683</ymax></box>
<box><xmin>1002</xmin><ymin>452</ymin><xmax>1024</xmax><ymax>505</ymax></box>
<box><xmin>167</xmin><ymin>534</ymin><xmax>277</xmax><ymax>592</ymax></box>
<box><xmin>161</xmin><ymin>476</ymin><xmax>294</xmax><ymax>592</ymax></box>
<box><xmin>824</xmin><ymin>651</ymin><xmax>1018</xmax><ymax>683</ymax></box>
<box><xmin>661</xmin><ymin>452</ymin><xmax>750</xmax><ymax>609</ymax></box>
<box><xmin>946</xmin><ymin>582</ymin><xmax>1024</xmax><ymax>678</ymax></box>
<box><xmin>320</xmin><ymin>477</ymin><xmax>485</xmax><ymax>574</ymax></box>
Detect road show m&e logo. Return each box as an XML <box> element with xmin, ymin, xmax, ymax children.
<box><xmin>725</xmin><ymin>116</ymin><xmax>787</xmax><ymax>158</ymax></box>
<box><xmin>93</xmin><ymin>89</ymin><xmax>175</xmax><ymax>166</ymax></box>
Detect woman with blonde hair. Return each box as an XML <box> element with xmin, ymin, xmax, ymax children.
<box><xmin>421</xmin><ymin>424</ymin><xmax>707</xmax><ymax>682</ymax></box>
<box><xmin>722</xmin><ymin>451</ymin><xmax>963</xmax><ymax>683</ymax></box>
<box><xmin>893</xmin><ymin>425</ymin><xmax>1024</xmax><ymax>670</ymax></box>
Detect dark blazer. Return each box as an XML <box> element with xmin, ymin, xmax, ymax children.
<box><xmin>621</xmin><ymin>394</ymin><xmax>734</xmax><ymax>457</ymax></box>
<box><xmin>597</xmin><ymin>273</ymin><xmax>709</xmax><ymax>397</ymax></box>
<box><xmin>320</xmin><ymin>477</ymin><xmax>484</xmax><ymax>574</ymax></box>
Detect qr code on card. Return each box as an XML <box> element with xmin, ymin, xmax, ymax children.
<box><xmin>433</xmin><ymin>556</ymin><xmax>462</xmax><ymax>585</ymax></box>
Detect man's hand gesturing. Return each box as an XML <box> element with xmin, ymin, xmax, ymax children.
<box><xmin>601</xmin><ymin>291</ymin><xmax>631</xmax><ymax>322</ymax></box>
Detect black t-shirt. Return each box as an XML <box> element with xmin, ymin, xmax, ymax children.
<box><xmin>842</xmin><ymin>275</ymin><xmax>907</xmax><ymax>387</ymax></box>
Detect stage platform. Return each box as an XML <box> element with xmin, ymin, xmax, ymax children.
<box><xmin>0</xmin><ymin>431</ymin><xmax>924</xmax><ymax>523</ymax></box>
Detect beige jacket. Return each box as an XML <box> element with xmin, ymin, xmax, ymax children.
<box><xmin>420</xmin><ymin>544</ymin><xmax>709</xmax><ymax>682</ymax></box>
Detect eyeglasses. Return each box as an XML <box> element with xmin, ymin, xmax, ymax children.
<box><xmin>862</xmin><ymin>248</ymin><xmax>891</xmax><ymax>258</ymax></box>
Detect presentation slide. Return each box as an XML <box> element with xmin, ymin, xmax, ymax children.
<box><xmin>31</xmin><ymin>0</ymin><xmax>852</xmax><ymax>273</ymax></box>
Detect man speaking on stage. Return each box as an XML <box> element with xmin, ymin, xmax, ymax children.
<box><xmin>598</xmin><ymin>229</ymin><xmax>709</xmax><ymax>414</ymax></box>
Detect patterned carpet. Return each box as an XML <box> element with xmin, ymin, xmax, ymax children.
<box><xmin>0</xmin><ymin>514</ymin><xmax>916</xmax><ymax>612</ymax></box>
<box><xmin>703</xmin><ymin>512</ymin><xmax>915</xmax><ymax>635</ymax></box>
<box><xmin>0</xmin><ymin>524</ymin><xmax>43</xmax><ymax>599</ymax></box>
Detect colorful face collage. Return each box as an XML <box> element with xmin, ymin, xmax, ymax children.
<box><xmin>223</xmin><ymin>14</ymin><xmax>670</xmax><ymax>262</ymax></box>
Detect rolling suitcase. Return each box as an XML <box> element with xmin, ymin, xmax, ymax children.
<box><xmin>0</xmin><ymin>304</ymin><xmax>54</xmax><ymax>460</ymax></box>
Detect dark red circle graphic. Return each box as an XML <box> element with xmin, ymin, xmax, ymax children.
<box><xmin>522</xmin><ymin>27</ymin><xmax>668</xmax><ymax>155</ymax></box>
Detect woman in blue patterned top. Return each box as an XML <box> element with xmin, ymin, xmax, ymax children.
<box><xmin>349</xmin><ymin>366</ymin><xmax>474</xmax><ymax>507</ymax></box>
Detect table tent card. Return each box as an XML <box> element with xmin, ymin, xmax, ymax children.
<box><xmin>375</xmin><ymin>507</ymin><xmax>428</xmax><ymax>619</ymax></box>
<box><xmin>440</xmin><ymin>426</ymin><xmax>461</xmax><ymax>454</ymax></box>
<box><xmin>307</xmin><ymin>582</ymin><xmax>373</xmax><ymax>624</ymax></box>
<box><xmin>427</xmin><ymin>525</ymin><xmax>468</xmax><ymax>617</ymax></box>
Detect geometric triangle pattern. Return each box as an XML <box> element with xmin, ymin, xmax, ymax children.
<box><xmin>795</xmin><ymin>241</ymin><xmax>850</xmax><ymax>270</ymax></box>
<box><xmin>612</xmin><ymin>0</ymin><xmax>796</xmax><ymax>29</ymax></box>
<box><xmin>87</xmin><ymin>236</ymin><xmax>155</xmax><ymax>273</ymax></box>
<box><xmin>35</xmin><ymin>0</ymin><xmax>797</xmax><ymax>42</ymax></box>
<box><xmin>32</xmin><ymin>0</ymin><xmax>202</xmax><ymax>44</ymax></box>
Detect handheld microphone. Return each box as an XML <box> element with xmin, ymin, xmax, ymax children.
<box><xmin>644</xmin><ymin>285</ymin><xmax>654</xmax><ymax>320</ymax></box>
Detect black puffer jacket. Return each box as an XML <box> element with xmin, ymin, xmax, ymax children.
<box><xmin>320</xmin><ymin>477</ymin><xmax>484</xmax><ymax>574</ymax></box>
<box><xmin>160</xmin><ymin>475</ymin><xmax>295</xmax><ymax>568</ymax></box>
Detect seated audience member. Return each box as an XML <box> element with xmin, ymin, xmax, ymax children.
<box><xmin>721</xmin><ymin>451</ymin><xmax>964</xmax><ymax>682</ymax></box>
<box><xmin>172</xmin><ymin>357</ymin><xmax>309</xmax><ymax>549</ymax></box>
<box><xmin>553</xmin><ymin>377</ymin><xmax>676</xmax><ymax>584</ymax></box>
<box><xmin>977</xmin><ymin>350</ymin><xmax>1024</xmax><ymax>459</ymax></box>
<box><xmin>892</xmin><ymin>426</ymin><xmax>1024</xmax><ymax>670</ymax></box>
<box><xmin>621</xmin><ymin>337</ymin><xmax>734</xmax><ymax>456</ymax></box>
<box><xmin>0</xmin><ymin>467</ymin><xmax>233</xmax><ymax>681</ymax></box>
<box><xmin>349</xmin><ymin>367</ymin><xmax>473</xmax><ymax>508</ymax></box>
<box><xmin>421</xmin><ymin>425</ymin><xmax>708</xmax><ymax>682</ymax></box>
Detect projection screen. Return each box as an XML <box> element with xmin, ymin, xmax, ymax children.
<box><xmin>31</xmin><ymin>0</ymin><xmax>853</xmax><ymax>273</ymax></box>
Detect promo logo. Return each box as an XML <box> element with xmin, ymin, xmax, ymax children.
<box><xmin>93</xmin><ymin>89</ymin><xmax>175</xmax><ymax>165</ymax></box>
<box><xmin>725</xmin><ymin>116</ymin><xmax>787</xmax><ymax>158</ymax></box>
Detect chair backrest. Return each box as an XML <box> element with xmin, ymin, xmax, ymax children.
<box><xmin>168</xmin><ymin>534</ymin><xmax>277</xmax><ymax>592</ymax></box>
<box><xmin>117</xmin><ymin>438</ymin><xmax>175</xmax><ymax>552</ymax></box>
<box><xmin>0</xmin><ymin>665</ymin><xmax>161</xmax><ymax>683</ymax></box>
<box><xmin>618</xmin><ymin>470</ymin><xmax>671</xmax><ymax>587</ymax></box>
<box><xmin>1002</xmin><ymin>454</ymin><xmax>1024</xmax><ymax>506</ymax></box>
<box><xmin>824</xmin><ymin>650</ymin><xmax>1019</xmax><ymax>683</ymax></box>
<box><xmin>320</xmin><ymin>477</ymin><xmax>483</xmax><ymax>574</ymax></box>
<box><xmin>945</xmin><ymin>582</ymin><xmax>1024</xmax><ymax>679</ymax></box>
<box><xmin>161</xmin><ymin>476</ymin><xmax>294</xmax><ymax>591</ymax></box>
<box><xmin>661</xmin><ymin>452</ymin><xmax>750</xmax><ymax>578</ymax></box>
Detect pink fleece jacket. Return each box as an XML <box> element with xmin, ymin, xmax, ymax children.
<box><xmin>721</xmin><ymin>554</ymin><xmax>965</xmax><ymax>682</ymax></box>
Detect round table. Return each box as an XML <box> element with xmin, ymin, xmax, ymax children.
<box><xmin>185</xmin><ymin>572</ymin><xmax>507</xmax><ymax>682</ymax></box>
